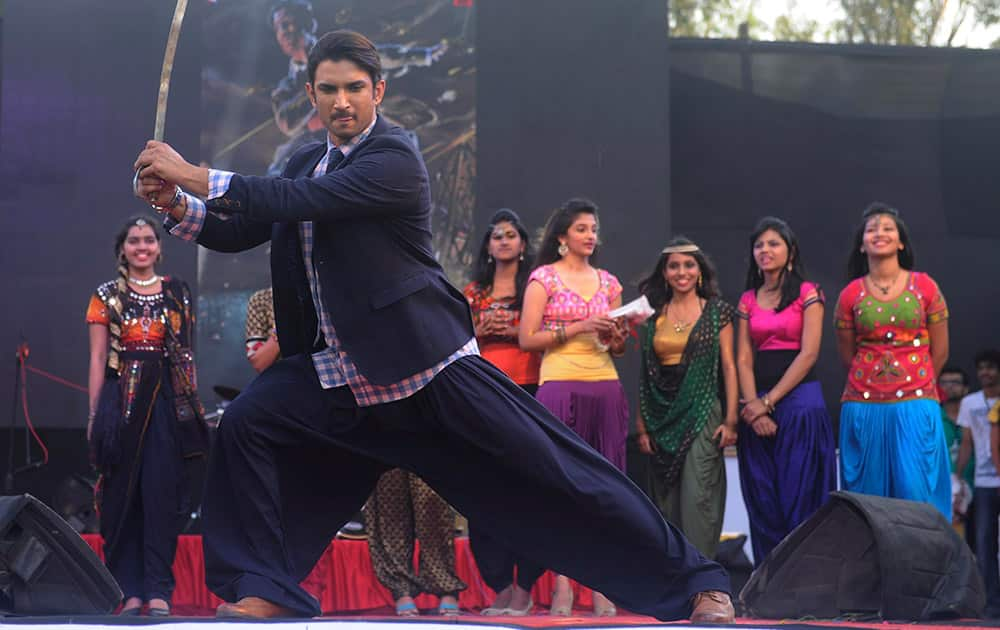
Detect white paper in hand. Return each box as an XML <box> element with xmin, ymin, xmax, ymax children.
<box><xmin>607</xmin><ymin>295</ymin><xmax>655</xmax><ymax>324</ymax></box>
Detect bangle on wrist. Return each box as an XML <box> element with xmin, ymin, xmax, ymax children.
<box><xmin>149</xmin><ymin>185</ymin><xmax>183</xmax><ymax>213</ymax></box>
<box><xmin>555</xmin><ymin>324</ymin><xmax>568</xmax><ymax>345</ymax></box>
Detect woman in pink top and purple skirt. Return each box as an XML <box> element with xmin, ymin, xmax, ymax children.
<box><xmin>735</xmin><ymin>217</ymin><xmax>836</xmax><ymax>566</ymax></box>
<box><xmin>521</xmin><ymin>198</ymin><xmax>629</xmax><ymax>617</ymax></box>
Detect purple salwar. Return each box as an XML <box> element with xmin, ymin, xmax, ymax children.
<box><xmin>536</xmin><ymin>380</ymin><xmax>629</xmax><ymax>472</ymax></box>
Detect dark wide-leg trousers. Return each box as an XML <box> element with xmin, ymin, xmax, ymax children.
<box><xmin>103</xmin><ymin>390</ymin><xmax>182</xmax><ymax>603</ymax></box>
<box><xmin>202</xmin><ymin>354</ymin><xmax>730</xmax><ymax>619</ymax></box>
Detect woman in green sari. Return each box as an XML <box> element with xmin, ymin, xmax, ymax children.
<box><xmin>636</xmin><ymin>237</ymin><xmax>738</xmax><ymax>558</ymax></box>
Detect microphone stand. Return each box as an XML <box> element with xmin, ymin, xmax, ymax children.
<box><xmin>5</xmin><ymin>338</ymin><xmax>44</xmax><ymax>494</ymax></box>
<box><xmin>4</xmin><ymin>342</ymin><xmax>21</xmax><ymax>493</ymax></box>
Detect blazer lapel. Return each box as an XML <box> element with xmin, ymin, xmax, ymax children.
<box><xmin>275</xmin><ymin>142</ymin><xmax>326</xmax><ymax>288</ymax></box>
<box><xmin>303</xmin><ymin>142</ymin><xmax>327</xmax><ymax>178</ymax></box>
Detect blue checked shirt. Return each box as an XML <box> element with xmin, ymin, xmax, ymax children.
<box><xmin>167</xmin><ymin>116</ymin><xmax>478</xmax><ymax>406</ymax></box>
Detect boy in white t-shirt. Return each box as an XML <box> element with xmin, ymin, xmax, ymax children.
<box><xmin>956</xmin><ymin>349</ymin><xmax>1000</xmax><ymax>618</ymax></box>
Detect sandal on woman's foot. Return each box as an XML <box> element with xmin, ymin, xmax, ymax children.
<box><xmin>148</xmin><ymin>605</ymin><xmax>171</xmax><ymax>617</ymax></box>
<box><xmin>438</xmin><ymin>600</ymin><xmax>461</xmax><ymax>616</ymax></box>
<box><xmin>594</xmin><ymin>604</ymin><xmax>617</xmax><ymax>617</ymax></box>
<box><xmin>593</xmin><ymin>593</ymin><xmax>616</xmax><ymax>617</ymax></box>
<box><xmin>549</xmin><ymin>590</ymin><xmax>573</xmax><ymax>616</ymax></box>
<box><xmin>119</xmin><ymin>597</ymin><xmax>142</xmax><ymax>616</ymax></box>
<box><xmin>396</xmin><ymin>599</ymin><xmax>419</xmax><ymax>617</ymax></box>
<box><xmin>481</xmin><ymin>586</ymin><xmax>512</xmax><ymax>616</ymax></box>
<box><xmin>505</xmin><ymin>597</ymin><xmax>533</xmax><ymax>617</ymax></box>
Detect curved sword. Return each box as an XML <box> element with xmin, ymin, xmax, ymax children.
<box><xmin>154</xmin><ymin>0</ymin><xmax>189</xmax><ymax>141</ymax></box>
<box><xmin>134</xmin><ymin>0</ymin><xmax>188</xmax><ymax>199</ymax></box>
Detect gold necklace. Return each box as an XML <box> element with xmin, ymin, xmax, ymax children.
<box><xmin>868</xmin><ymin>271</ymin><xmax>900</xmax><ymax>295</ymax></box>
<box><xmin>666</xmin><ymin>302</ymin><xmax>696</xmax><ymax>333</ymax></box>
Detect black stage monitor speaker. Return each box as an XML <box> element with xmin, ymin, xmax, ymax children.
<box><xmin>0</xmin><ymin>494</ymin><xmax>122</xmax><ymax>615</ymax></box>
<box><xmin>740</xmin><ymin>491</ymin><xmax>984</xmax><ymax>621</ymax></box>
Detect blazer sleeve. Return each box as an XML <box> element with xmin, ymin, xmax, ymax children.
<box><xmin>207</xmin><ymin>134</ymin><xmax>426</xmax><ymax>223</ymax></box>
<box><xmin>195</xmin><ymin>212</ymin><xmax>273</xmax><ymax>254</ymax></box>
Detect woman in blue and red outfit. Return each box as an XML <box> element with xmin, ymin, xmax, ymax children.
<box><xmin>735</xmin><ymin>217</ymin><xmax>835</xmax><ymax>565</ymax></box>
<box><xmin>835</xmin><ymin>203</ymin><xmax>951</xmax><ymax>518</ymax></box>
<box><xmin>464</xmin><ymin>208</ymin><xmax>542</xmax><ymax>616</ymax></box>
<box><xmin>87</xmin><ymin>216</ymin><xmax>208</xmax><ymax>616</ymax></box>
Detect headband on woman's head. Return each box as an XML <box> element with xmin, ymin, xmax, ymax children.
<box><xmin>661</xmin><ymin>243</ymin><xmax>700</xmax><ymax>254</ymax></box>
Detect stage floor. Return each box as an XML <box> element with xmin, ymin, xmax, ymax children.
<box><xmin>0</xmin><ymin>612</ymin><xmax>996</xmax><ymax>630</ymax></box>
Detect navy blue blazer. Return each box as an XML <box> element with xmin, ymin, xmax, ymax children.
<box><xmin>195</xmin><ymin>117</ymin><xmax>474</xmax><ymax>385</ymax></box>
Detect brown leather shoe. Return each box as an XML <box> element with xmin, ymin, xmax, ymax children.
<box><xmin>216</xmin><ymin>596</ymin><xmax>297</xmax><ymax>619</ymax></box>
<box><xmin>690</xmin><ymin>590</ymin><xmax>735</xmax><ymax>623</ymax></box>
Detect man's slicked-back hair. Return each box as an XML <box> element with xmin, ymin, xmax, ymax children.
<box><xmin>307</xmin><ymin>30</ymin><xmax>382</xmax><ymax>86</ymax></box>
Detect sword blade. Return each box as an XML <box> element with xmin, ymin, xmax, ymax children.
<box><xmin>153</xmin><ymin>0</ymin><xmax>189</xmax><ymax>142</ymax></box>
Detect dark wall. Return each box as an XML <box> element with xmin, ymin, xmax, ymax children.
<box><xmin>476</xmin><ymin>0</ymin><xmax>671</xmax><ymax>458</ymax></box>
<box><xmin>669</xmin><ymin>40</ymin><xmax>1000</xmax><ymax>419</ymax></box>
<box><xmin>0</xmin><ymin>0</ymin><xmax>201</xmax><ymax>441</ymax></box>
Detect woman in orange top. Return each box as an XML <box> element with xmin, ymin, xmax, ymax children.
<box><xmin>463</xmin><ymin>208</ymin><xmax>541</xmax><ymax>616</ymax></box>
<box><xmin>86</xmin><ymin>216</ymin><xmax>208</xmax><ymax>616</ymax></box>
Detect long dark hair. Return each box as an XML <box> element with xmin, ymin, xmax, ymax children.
<box><xmin>744</xmin><ymin>216</ymin><xmax>808</xmax><ymax>313</ymax></box>
<box><xmin>638</xmin><ymin>236</ymin><xmax>720</xmax><ymax>313</ymax></box>
<box><xmin>535</xmin><ymin>197</ymin><xmax>600</xmax><ymax>267</ymax></box>
<box><xmin>471</xmin><ymin>208</ymin><xmax>534</xmax><ymax>306</ymax></box>
<box><xmin>847</xmin><ymin>202</ymin><xmax>915</xmax><ymax>279</ymax></box>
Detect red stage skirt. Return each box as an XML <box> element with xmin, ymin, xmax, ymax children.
<box><xmin>81</xmin><ymin>534</ymin><xmax>595</xmax><ymax>615</ymax></box>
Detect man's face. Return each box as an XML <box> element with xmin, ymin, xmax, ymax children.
<box><xmin>976</xmin><ymin>361</ymin><xmax>1000</xmax><ymax>390</ymax></box>
<box><xmin>273</xmin><ymin>8</ymin><xmax>307</xmax><ymax>60</ymax></box>
<box><xmin>938</xmin><ymin>372</ymin><xmax>968</xmax><ymax>402</ymax></box>
<box><xmin>306</xmin><ymin>59</ymin><xmax>384</xmax><ymax>145</ymax></box>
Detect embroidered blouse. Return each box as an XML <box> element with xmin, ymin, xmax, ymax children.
<box><xmin>528</xmin><ymin>264</ymin><xmax>622</xmax><ymax>384</ymax></box>
<box><xmin>834</xmin><ymin>271</ymin><xmax>948</xmax><ymax>403</ymax></box>
<box><xmin>463</xmin><ymin>281</ymin><xmax>541</xmax><ymax>386</ymax></box>
<box><xmin>86</xmin><ymin>282</ymin><xmax>179</xmax><ymax>355</ymax></box>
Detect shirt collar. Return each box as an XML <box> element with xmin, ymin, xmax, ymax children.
<box><xmin>327</xmin><ymin>114</ymin><xmax>378</xmax><ymax>157</ymax></box>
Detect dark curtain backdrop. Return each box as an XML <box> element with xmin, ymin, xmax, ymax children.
<box><xmin>476</xmin><ymin>0</ymin><xmax>671</xmax><ymax>487</ymax></box>
<box><xmin>669</xmin><ymin>39</ymin><xmax>1000</xmax><ymax>426</ymax></box>
<box><xmin>0</xmin><ymin>0</ymin><xmax>201</xmax><ymax>497</ymax></box>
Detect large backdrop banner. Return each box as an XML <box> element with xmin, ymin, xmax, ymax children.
<box><xmin>197</xmin><ymin>0</ymin><xmax>476</xmax><ymax>403</ymax></box>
